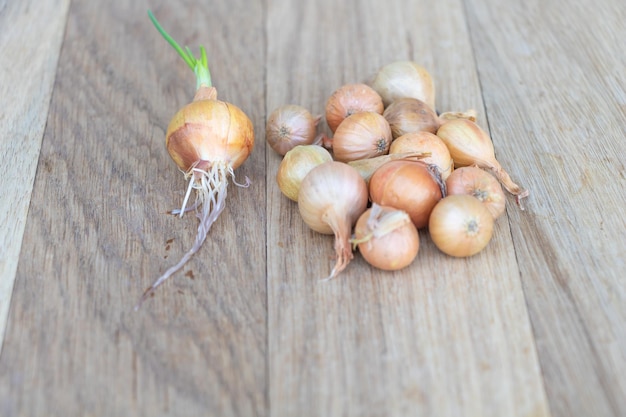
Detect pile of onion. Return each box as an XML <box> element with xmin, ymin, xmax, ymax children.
<box><xmin>269</xmin><ymin>60</ymin><xmax>529</xmax><ymax>280</ymax></box>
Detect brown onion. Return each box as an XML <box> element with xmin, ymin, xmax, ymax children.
<box><xmin>383</xmin><ymin>97</ymin><xmax>476</xmax><ymax>138</ymax></box>
<box><xmin>276</xmin><ymin>145</ymin><xmax>333</xmax><ymax>201</ymax></box>
<box><xmin>298</xmin><ymin>161</ymin><xmax>368</xmax><ymax>279</ymax></box>
<box><xmin>325</xmin><ymin>83</ymin><xmax>384</xmax><ymax>132</ymax></box>
<box><xmin>389</xmin><ymin>131</ymin><xmax>454</xmax><ymax>181</ymax></box>
<box><xmin>266</xmin><ymin>105</ymin><xmax>321</xmax><ymax>156</ymax></box>
<box><xmin>326</xmin><ymin>112</ymin><xmax>392</xmax><ymax>162</ymax></box>
<box><xmin>436</xmin><ymin>119</ymin><xmax>529</xmax><ymax>208</ymax></box>
<box><xmin>446</xmin><ymin>166</ymin><xmax>506</xmax><ymax>219</ymax></box>
<box><xmin>370</xmin><ymin>61</ymin><xmax>436</xmax><ymax>109</ymax></box>
<box><xmin>352</xmin><ymin>204</ymin><xmax>419</xmax><ymax>271</ymax></box>
<box><xmin>429</xmin><ymin>195</ymin><xmax>494</xmax><ymax>257</ymax></box>
<box><xmin>368</xmin><ymin>160</ymin><xmax>442</xmax><ymax>229</ymax></box>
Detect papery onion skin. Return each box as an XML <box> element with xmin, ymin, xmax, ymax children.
<box><xmin>298</xmin><ymin>161</ymin><xmax>369</xmax><ymax>279</ymax></box>
<box><xmin>369</xmin><ymin>160</ymin><xmax>442</xmax><ymax>229</ymax></box>
<box><xmin>389</xmin><ymin>131</ymin><xmax>454</xmax><ymax>180</ymax></box>
<box><xmin>276</xmin><ymin>145</ymin><xmax>333</xmax><ymax>202</ymax></box>
<box><xmin>428</xmin><ymin>195</ymin><xmax>494</xmax><ymax>257</ymax></box>
<box><xmin>353</xmin><ymin>205</ymin><xmax>419</xmax><ymax>271</ymax></box>
<box><xmin>166</xmin><ymin>97</ymin><xmax>254</xmax><ymax>172</ymax></box>
<box><xmin>446</xmin><ymin>166</ymin><xmax>506</xmax><ymax>219</ymax></box>
<box><xmin>330</xmin><ymin>112</ymin><xmax>392</xmax><ymax>162</ymax></box>
<box><xmin>325</xmin><ymin>83</ymin><xmax>384</xmax><ymax>133</ymax></box>
<box><xmin>266</xmin><ymin>104</ymin><xmax>320</xmax><ymax>156</ymax></box>
<box><xmin>370</xmin><ymin>61</ymin><xmax>436</xmax><ymax>110</ymax></box>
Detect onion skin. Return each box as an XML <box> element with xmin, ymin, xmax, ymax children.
<box><xmin>276</xmin><ymin>145</ymin><xmax>333</xmax><ymax>201</ymax></box>
<box><xmin>325</xmin><ymin>83</ymin><xmax>384</xmax><ymax>132</ymax></box>
<box><xmin>347</xmin><ymin>151</ymin><xmax>430</xmax><ymax>185</ymax></box>
<box><xmin>298</xmin><ymin>161</ymin><xmax>368</xmax><ymax>279</ymax></box>
<box><xmin>370</xmin><ymin>61</ymin><xmax>436</xmax><ymax>110</ymax></box>
<box><xmin>353</xmin><ymin>204</ymin><xmax>419</xmax><ymax>271</ymax></box>
<box><xmin>389</xmin><ymin>131</ymin><xmax>454</xmax><ymax>181</ymax></box>
<box><xmin>266</xmin><ymin>105</ymin><xmax>320</xmax><ymax>156</ymax></box>
<box><xmin>166</xmin><ymin>94</ymin><xmax>254</xmax><ymax>172</ymax></box>
<box><xmin>428</xmin><ymin>195</ymin><xmax>494</xmax><ymax>257</ymax></box>
<box><xmin>369</xmin><ymin>160</ymin><xmax>442</xmax><ymax>229</ymax></box>
<box><xmin>436</xmin><ymin>119</ymin><xmax>529</xmax><ymax>207</ymax></box>
<box><xmin>446</xmin><ymin>166</ymin><xmax>506</xmax><ymax>219</ymax></box>
<box><xmin>330</xmin><ymin>112</ymin><xmax>392</xmax><ymax>162</ymax></box>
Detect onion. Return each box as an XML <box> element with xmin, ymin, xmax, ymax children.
<box><xmin>325</xmin><ymin>83</ymin><xmax>384</xmax><ymax>132</ymax></box>
<box><xmin>138</xmin><ymin>12</ymin><xmax>255</xmax><ymax>308</ymax></box>
<box><xmin>326</xmin><ymin>112</ymin><xmax>392</xmax><ymax>162</ymax></box>
<box><xmin>383</xmin><ymin>97</ymin><xmax>477</xmax><ymax>138</ymax></box>
<box><xmin>436</xmin><ymin>119</ymin><xmax>529</xmax><ymax>208</ymax></box>
<box><xmin>446</xmin><ymin>166</ymin><xmax>505</xmax><ymax>219</ymax></box>
<box><xmin>266</xmin><ymin>105</ymin><xmax>321</xmax><ymax>156</ymax></box>
<box><xmin>389</xmin><ymin>131</ymin><xmax>454</xmax><ymax>180</ymax></box>
<box><xmin>370</xmin><ymin>61</ymin><xmax>436</xmax><ymax>110</ymax></box>
<box><xmin>428</xmin><ymin>195</ymin><xmax>494</xmax><ymax>257</ymax></box>
<box><xmin>276</xmin><ymin>145</ymin><xmax>333</xmax><ymax>201</ymax></box>
<box><xmin>368</xmin><ymin>160</ymin><xmax>442</xmax><ymax>229</ymax></box>
<box><xmin>352</xmin><ymin>204</ymin><xmax>419</xmax><ymax>271</ymax></box>
<box><xmin>298</xmin><ymin>161</ymin><xmax>369</xmax><ymax>279</ymax></box>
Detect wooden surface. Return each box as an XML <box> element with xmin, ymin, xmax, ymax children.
<box><xmin>0</xmin><ymin>0</ymin><xmax>624</xmax><ymax>415</ymax></box>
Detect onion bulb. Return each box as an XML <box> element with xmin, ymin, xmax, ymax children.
<box><xmin>276</xmin><ymin>145</ymin><xmax>333</xmax><ymax>201</ymax></box>
<box><xmin>383</xmin><ymin>97</ymin><xmax>476</xmax><ymax>138</ymax></box>
<box><xmin>298</xmin><ymin>161</ymin><xmax>368</xmax><ymax>279</ymax></box>
<box><xmin>266</xmin><ymin>105</ymin><xmax>321</xmax><ymax>156</ymax></box>
<box><xmin>325</xmin><ymin>83</ymin><xmax>384</xmax><ymax>132</ymax></box>
<box><xmin>428</xmin><ymin>195</ymin><xmax>494</xmax><ymax>257</ymax></box>
<box><xmin>436</xmin><ymin>119</ymin><xmax>529</xmax><ymax>208</ymax></box>
<box><xmin>326</xmin><ymin>112</ymin><xmax>392</xmax><ymax>162</ymax></box>
<box><xmin>138</xmin><ymin>12</ymin><xmax>255</xmax><ymax>308</ymax></box>
<box><xmin>369</xmin><ymin>160</ymin><xmax>443</xmax><ymax>229</ymax></box>
<box><xmin>352</xmin><ymin>204</ymin><xmax>419</xmax><ymax>271</ymax></box>
<box><xmin>389</xmin><ymin>131</ymin><xmax>454</xmax><ymax>180</ymax></box>
<box><xmin>446</xmin><ymin>166</ymin><xmax>505</xmax><ymax>219</ymax></box>
<box><xmin>370</xmin><ymin>61</ymin><xmax>436</xmax><ymax>110</ymax></box>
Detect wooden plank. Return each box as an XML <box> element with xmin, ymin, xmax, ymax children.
<box><xmin>0</xmin><ymin>0</ymin><xmax>267</xmax><ymax>416</ymax></box>
<box><xmin>266</xmin><ymin>0</ymin><xmax>550</xmax><ymax>415</ymax></box>
<box><xmin>464</xmin><ymin>0</ymin><xmax>626</xmax><ymax>416</ymax></box>
<box><xmin>0</xmin><ymin>0</ymin><xmax>70</xmax><ymax>350</ymax></box>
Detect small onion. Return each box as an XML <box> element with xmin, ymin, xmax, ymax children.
<box><xmin>266</xmin><ymin>104</ymin><xmax>321</xmax><ymax>156</ymax></box>
<box><xmin>276</xmin><ymin>145</ymin><xmax>333</xmax><ymax>201</ymax></box>
<box><xmin>383</xmin><ymin>97</ymin><xmax>478</xmax><ymax>139</ymax></box>
<box><xmin>369</xmin><ymin>160</ymin><xmax>442</xmax><ymax>229</ymax></box>
<box><xmin>436</xmin><ymin>119</ymin><xmax>529</xmax><ymax>208</ymax></box>
<box><xmin>298</xmin><ymin>161</ymin><xmax>369</xmax><ymax>279</ymax></box>
<box><xmin>328</xmin><ymin>112</ymin><xmax>392</xmax><ymax>162</ymax></box>
<box><xmin>370</xmin><ymin>61</ymin><xmax>436</xmax><ymax>110</ymax></box>
<box><xmin>325</xmin><ymin>83</ymin><xmax>384</xmax><ymax>132</ymax></box>
<box><xmin>383</xmin><ymin>98</ymin><xmax>441</xmax><ymax>137</ymax></box>
<box><xmin>352</xmin><ymin>204</ymin><xmax>419</xmax><ymax>271</ymax></box>
<box><xmin>428</xmin><ymin>195</ymin><xmax>494</xmax><ymax>257</ymax></box>
<box><xmin>389</xmin><ymin>131</ymin><xmax>454</xmax><ymax>180</ymax></box>
<box><xmin>446</xmin><ymin>166</ymin><xmax>506</xmax><ymax>219</ymax></box>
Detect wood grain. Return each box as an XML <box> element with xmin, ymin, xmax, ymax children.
<box><xmin>266</xmin><ymin>0</ymin><xmax>549</xmax><ymax>416</ymax></box>
<box><xmin>0</xmin><ymin>0</ymin><xmax>266</xmax><ymax>415</ymax></box>
<box><xmin>0</xmin><ymin>0</ymin><xmax>70</xmax><ymax>350</ymax></box>
<box><xmin>465</xmin><ymin>0</ymin><xmax>626</xmax><ymax>415</ymax></box>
